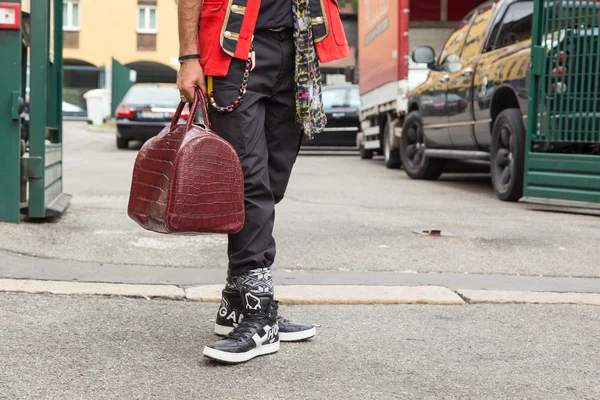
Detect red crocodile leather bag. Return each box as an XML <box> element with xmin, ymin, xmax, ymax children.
<box><xmin>127</xmin><ymin>88</ymin><xmax>245</xmax><ymax>234</ymax></box>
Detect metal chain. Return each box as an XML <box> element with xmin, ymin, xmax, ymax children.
<box><xmin>208</xmin><ymin>45</ymin><xmax>254</xmax><ymax>113</ymax></box>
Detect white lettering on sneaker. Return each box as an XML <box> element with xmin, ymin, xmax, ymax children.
<box><xmin>218</xmin><ymin>298</ymin><xmax>230</xmax><ymax>318</ymax></box>
<box><xmin>225</xmin><ymin>310</ymin><xmax>239</xmax><ymax>322</ymax></box>
<box><xmin>252</xmin><ymin>324</ymin><xmax>278</xmax><ymax>347</ymax></box>
<box><xmin>268</xmin><ymin>324</ymin><xmax>279</xmax><ymax>344</ymax></box>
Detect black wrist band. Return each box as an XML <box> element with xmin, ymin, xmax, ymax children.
<box><xmin>178</xmin><ymin>54</ymin><xmax>200</xmax><ymax>63</ymax></box>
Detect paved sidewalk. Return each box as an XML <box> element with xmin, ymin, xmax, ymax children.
<box><xmin>1</xmin><ymin>293</ymin><xmax>599</xmax><ymax>399</ymax></box>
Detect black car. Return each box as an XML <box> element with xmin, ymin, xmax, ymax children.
<box><xmin>301</xmin><ymin>84</ymin><xmax>360</xmax><ymax>149</ymax></box>
<box><xmin>116</xmin><ymin>83</ymin><xmax>189</xmax><ymax>149</ymax></box>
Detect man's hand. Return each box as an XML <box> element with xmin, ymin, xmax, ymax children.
<box><xmin>177</xmin><ymin>0</ymin><xmax>204</xmax><ymax>102</ymax></box>
<box><xmin>177</xmin><ymin>60</ymin><xmax>207</xmax><ymax>102</ymax></box>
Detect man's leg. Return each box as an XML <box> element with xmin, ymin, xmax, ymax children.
<box><xmin>205</xmin><ymin>31</ymin><xmax>315</xmax><ymax>361</ymax></box>
<box><xmin>203</xmin><ymin>33</ymin><xmax>281</xmax><ymax>363</ymax></box>
<box><xmin>262</xmin><ymin>29</ymin><xmax>317</xmax><ymax>342</ymax></box>
<box><xmin>206</xmin><ymin>60</ymin><xmax>276</xmax><ymax>279</ymax></box>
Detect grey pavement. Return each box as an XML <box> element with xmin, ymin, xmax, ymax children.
<box><xmin>0</xmin><ymin>121</ymin><xmax>598</xmax><ymax>281</ymax></box>
<box><xmin>1</xmin><ymin>293</ymin><xmax>599</xmax><ymax>399</ymax></box>
<box><xmin>2</xmin><ymin>249</ymin><xmax>600</xmax><ymax>294</ymax></box>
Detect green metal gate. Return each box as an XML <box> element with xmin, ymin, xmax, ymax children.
<box><xmin>0</xmin><ymin>0</ymin><xmax>70</xmax><ymax>223</ymax></box>
<box><xmin>111</xmin><ymin>58</ymin><xmax>136</xmax><ymax>118</ymax></box>
<box><xmin>524</xmin><ymin>0</ymin><xmax>600</xmax><ymax>206</ymax></box>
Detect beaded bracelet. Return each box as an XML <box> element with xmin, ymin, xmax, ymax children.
<box><xmin>209</xmin><ymin>45</ymin><xmax>254</xmax><ymax>113</ymax></box>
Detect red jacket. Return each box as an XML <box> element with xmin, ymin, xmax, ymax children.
<box><xmin>198</xmin><ymin>0</ymin><xmax>350</xmax><ymax>77</ymax></box>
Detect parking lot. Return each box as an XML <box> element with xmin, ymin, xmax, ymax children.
<box><xmin>1</xmin><ymin>121</ymin><xmax>598</xmax><ymax>280</ymax></box>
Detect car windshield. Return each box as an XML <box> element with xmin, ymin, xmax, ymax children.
<box><xmin>348</xmin><ymin>88</ymin><xmax>361</xmax><ymax>108</ymax></box>
<box><xmin>124</xmin><ymin>85</ymin><xmax>179</xmax><ymax>105</ymax></box>
<box><xmin>322</xmin><ymin>88</ymin><xmax>349</xmax><ymax>109</ymax></box>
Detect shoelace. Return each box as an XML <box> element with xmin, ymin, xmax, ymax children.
<box><xmin>226</xmin><ymin>310</ymin><xmax>272</xmax><ymax>340</ymax></box>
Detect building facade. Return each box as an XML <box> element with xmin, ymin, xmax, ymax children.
<box><xmin>62</xmin><ymin>0</ymin><xmax>181</xmax><ymax>73</ymax></box>
<box><xmin>57</xmin><ymin>0</ymin><xmax>359</xmax><ymax>109</ymax></box>
<box><xmin>58</xmin><ymin>0</ymin><xmax>181</xmax><ymax>110</ymax></box>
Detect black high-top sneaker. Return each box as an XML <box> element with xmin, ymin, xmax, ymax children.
<box><xmin>203</xmin><ymin>291</ymin><xmax>279</xmax><ymax>364</ymax></box>
<box><xmin>214</xmin><ymin>289</ymin><xmax>317</xmax><ymax>342</ymax></box>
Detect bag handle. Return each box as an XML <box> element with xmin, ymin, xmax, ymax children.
<box><xmin>170</xmin><ymin>87</ymin><xmax>211</xmax><ymax>132</ymax></box>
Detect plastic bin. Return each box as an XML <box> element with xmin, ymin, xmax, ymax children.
<box><xmin>83</xmin><ymin>89</ymin><xmax>111</xmax><ymax>125</ymax></box>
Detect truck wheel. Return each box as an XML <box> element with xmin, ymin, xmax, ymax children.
<box><xmin>400</xmin><ymin>111</ymin><xmax>446</xmax><ymax>180</ymax></box>
<box><xmin>490</xmin><ymin>109</ymin><xmax>525</xmax><ymax>202</ymax></box>
<box><xmin>116</xmin><ymin>136</ymin><xmax>129</xmax><ymax>149</ymax></box>
<box><xmin>359</xmin><ymin>143</ymin><xmax>374</xmax><ymax>159</ymax></box>
<box><xmin>383</xmin><ymin>120</ymin><xmax>402</xmax><ymax>169</ymax></box>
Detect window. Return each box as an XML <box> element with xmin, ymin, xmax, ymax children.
<box><xmin>493</xmin><ymin>1</ymin><xmax>533</xmax><ymax>50</ymax></box>
<box><xmin>349</xmin><ymin>88</ymin><xmax>361</xmax><ymax>108</ymax></box>
<box><xmin>322</xmin><ymin>88</ymin><xmax>349</xmax><ymax>109</ymax></box>
<box><xmin>137</xmin><ymin>6</ymin><xmax>158</xmax><ymax>34</ymax></box>
<box><xmin>438</xmin><ymin>11</ymin><xmax>476</xmax><ymax>63</ymax></box>
<box><xmin>461</xmin><ymin>3</ymin><xmax>496</xmax><ymax>59</ymax></box>
<box><xmin>63</xmin><ymin>0</ymin><xmax>80</xmax><ymax>31</ymax></box>
<box><xmin>124</xmin><ymin>86</ymin><xmax>180</xmax><ymax>106</ymax></box>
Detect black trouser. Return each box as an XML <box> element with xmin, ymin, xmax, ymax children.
<box><xmin>208</xmin><ymin>28</ymin><xmax>303</xmax><ymax>277</ymax></box>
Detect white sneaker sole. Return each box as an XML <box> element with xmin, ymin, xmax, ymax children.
<box><xmin>214</xmin><ymin>324</ymin><xmax>317</xmax><ymax>342</ymax></box>
<box><xmin>203</xmin><ymin>341</ymin><xmax>280</xmax><ymax>364</ymax></box>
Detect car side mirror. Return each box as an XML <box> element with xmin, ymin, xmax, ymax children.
<box><xmin>412</xmin><ymin>46</ymin><xmax>437</xmax><ymax>68</ymax></box>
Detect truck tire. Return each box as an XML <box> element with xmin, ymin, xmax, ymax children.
<box><xmin>490</xmin><ymin>109</ymin><xmax>525</xmax><ymax>202</ymax></box>
<box><xmin>383</xmin><ymin>120</ymin><xmax>402</xmax><ymax>169</ymax></box>
<box><xmin>400</xmin><ymin>111</ymin><xmax>446</xmax><ymax>180</ymax></box>
<box><xmin>359</xmin><ymin>143</ymin><xmax>374</xmax><ymax>159</ymax></box>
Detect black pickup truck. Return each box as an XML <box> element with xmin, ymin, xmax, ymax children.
<box><xmin>402</xmin><ymin>0</ymin><xmax>534</xmax><ymax>201</ymax></box>
<box><xmin>404</xmin><ymin>0</ymin><xmax>600</xmax><ymax>201</ymax></box>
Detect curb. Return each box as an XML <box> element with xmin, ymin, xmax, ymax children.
<box><xmin>459</xmin><ymin>289</ymin><xmax>600</xmax><ymax>306</ymax></box>
<box><xmin>0</xmin><ymin>279</ymin><xmax>184</xmax><ymax>300</ymax></box>
<box><xmin>185</xmin><ymin>284</ymin><xmax>465</xmax><ymax>305</ymax></box>
<box><xmin>1</xmin><ymin>279</ymin><xmax>599</xmax><ymax>306</ymax></box>
<box><xmin>0</xmin><ymin>279</ymin><xmax>463</xmax><ymax>305</ymax></box>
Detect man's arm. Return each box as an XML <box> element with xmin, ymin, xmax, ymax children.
<box><xmin>178</xmin><ymin>0</ymin><xmax>202</xmax><ymax>56</ymax></box>
<box><xmin>177</xmin><ymin>0</ymin><xmax>206</xmax><ymax>101</ymax></box>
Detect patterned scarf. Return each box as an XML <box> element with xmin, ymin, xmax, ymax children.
<box><xmin>292</xmin><ymin>0</ymin><xmax>327</xmax><ymax>140</ymax></box>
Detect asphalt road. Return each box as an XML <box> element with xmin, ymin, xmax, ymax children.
<box><xmin>0</xmin><ymin>293</ymin><xmax>598</xmax><ymax>399</ymax></box>
<box><xmin>0</xmin><ymin>122</ymin><xmax>598</xmax><ymax>278</ymax></box>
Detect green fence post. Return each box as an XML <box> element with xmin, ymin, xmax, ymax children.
<box><xmin>27</xmin><ymin>0</ymin><xmax>49</xmax><ymax>218</ymax></box>
<box><xmin>524</xmin><ymin>0</ymin><xmax>544</xmax><ymax>193</ymax></box>
<box><xmin>48</xmin><ymin>0</ymin><xmax>63</xmax><ymax>143</ymax></box>
<box><xmin>26</xmin><ymin>0</ymin><xmax>69</xmax><ymax>218</ymax></box>
<box><xmin>0</xmin><ymin>0</ymin><xmax>23</xmax><ymax>223</ymax></box>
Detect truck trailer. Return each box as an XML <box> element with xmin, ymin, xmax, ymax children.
<box><xmin>356</xmin><ymin>0</ymin><xmax>459</xmax><ymax>168</ymax></box>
